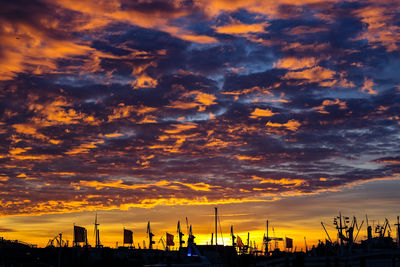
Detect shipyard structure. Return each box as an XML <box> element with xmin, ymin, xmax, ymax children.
<box><xmin>1</xmin><ymin>209</ymin><xmax>400</xmax><ymax>266</ymax></box>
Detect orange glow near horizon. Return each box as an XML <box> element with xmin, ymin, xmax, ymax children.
<box><xmin>1</xmin><ymin>0</ymin><xmax>400</xmax><ymax>256</ymax></box>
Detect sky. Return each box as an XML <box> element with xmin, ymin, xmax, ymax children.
<box><xmin>1</xmin><ymin>0</ymin><xmax>400</xmax><ymax>249</ymax></box>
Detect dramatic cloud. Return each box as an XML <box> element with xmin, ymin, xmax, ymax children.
<box><xmin>0</xmin><ymin>0</ymin><xmax>400</xmax><ymax>219</ymax></box>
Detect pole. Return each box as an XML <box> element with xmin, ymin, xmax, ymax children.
<box><xmin>339</xmin><ymin>212</ymin><xmax>343</xmax><ymax>247</ymax></box>
<box><xmin>215</xmin><ymin>207</ymin><xmax>218</xmax><ymax>246</ymax></box>
<box><xmin>73</xmin><ymin>224</ymin><xmax>75</xmax><ymax>247</ymax></box>
<box><xmin>266</xmin><ymin>220</ymin><xmax>269</xmax><ymax>254</ymax></box>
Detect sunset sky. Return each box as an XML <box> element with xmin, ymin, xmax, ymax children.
<box><xmin>1</xmin><ymin>0</ymin><xmax>400</xmax><ymax>250</ymax></box>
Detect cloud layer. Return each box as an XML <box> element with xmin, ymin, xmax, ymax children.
<box><xmin>1</xmin><ymin>0</ymin><xmax>400</xmax><ymax>216</ymax></box>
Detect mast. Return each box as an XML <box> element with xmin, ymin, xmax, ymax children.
<box><xmin>215</xmin><ymin>207</ymin><xmax>218</xmax><ymax>246</ymax></box>
<box><xmin>266</xmin><ymin>220</ymin><xmax>269</xmax><ymax>254</ymax></box>
<box><xmin>395</xmin><ymin>216</ymin><xmax>400</xmax><ymax>247</ymax></box>
<box><xmin>94</xmin><ymin>213</ymin><xmax>100</xmax><ymax>248</ymax></box>
<box><xmin>339</xmin><ymin>212</ymin><xmax>343</xmax><ymax>246</ymax></box>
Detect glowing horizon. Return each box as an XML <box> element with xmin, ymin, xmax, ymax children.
<box><xmin>1</xmin><ymin>0</ymin><xmax>400</xmax><ymax>251</ymax></box>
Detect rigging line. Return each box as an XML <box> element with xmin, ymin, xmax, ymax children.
<box><xmin>218</xmin><ymin>214</ymin><xmax>224</xmax><ymax>246</ymax></box>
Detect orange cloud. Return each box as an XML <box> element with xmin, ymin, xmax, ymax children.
<box><xmin>274</xmin><ymin>57</ymin><xmax>317</xmax><ymax>70</ymax></box>
<box><xmin>361</xmin><ymin>77</ymin><xmax>377</xmax><ymax>94</ymax></box>
<box><xmin>266</xmin><ymin>119</ymin><xmax>301</xmax><ymax>131</ymax></box>
<box><xmin>29</xmin><ymin>97</ymin><xmax>86</xmax><ymax>126</ymax></box>
<box><xmin>0</xmin><ymin>20</ymin><xmax>99</xmax><ymax>80</ymax></box>
<box><xmin>9</xmin><ymin>147</ymin><xmax>30</xmax><ymax>155</ymax></box>
<box><xmin>52</xmin><ymin>0</ymin><xmax>217</xmax><ymax>44</ymax></box>
<box><xmin>65</xmin><ymin>140</ymin><xmax>104</xmax><ymax>155</ymax></box>
<box><xmin>12</xmin><ymin>124</ymin><xmax>48</xmax><ymax>141</ymax></box>
<box><xmin>73</xmin><ymin>179</ymin><xmax>170</xmax><ymax>190</ymax></box>
<box><xmin>175</xmin><ymin>33</ymin><xmax>218</xmax><ymax>44</ymax></box>
<box><xmin>215</xmin><ymin>21</ymin><xmax>268</xmax><ymax>35</ymax></box>
<box><xmin>354</xmin><ymin>5</ymin><xmax>400</xmax><ymax>52</ymax></box>
<box><xmin>72</xmin><ymin>179</ymin><xmax>220</xmax><ymax>192</ymax></box>
<box><xmin>283</xmin><ymin>66</ymin><xmax>336</xmax><ymax>84</ymax></box>
<box><xmin>164</xmin><ymin>123</ymin><xmax>197</xmax><ymax>134</ymax></box>
<box><xmin>234</xmin><ymin>155</ymin><xmax>262</xmax><ymax>161</ymax></box>
<box><xmin>107</xmin><ymin>104</ymin><xmax>135</xmax><ymax>121</ymax></box>
<box><xmin>167</xmin><ymin>91</ymin><xmax>217</xmax><ymax>111</ymax></box>
<box><xmin>165</xmin><ymin>101</ymin><xmax>199</xmax><ymax>110</ymax></box>
<box><xmin>103</xmin><ymin>132</ymin><xmax>124</xmax><ymax>138</ymax></box>
<box><xmin>131</xmin><ymin>74</ymin><xmax>158</xmax><ymax>89</ymax></box>
<box><xmin>253</xmin><ymin>176</ymin><xmax>307</xmax><ymax>187</ymax></box>
<box><xmin>205</xmin><ymin>138</ymin><xmax>230</xmax><ymax>148</ymax></box>
<box><xmin>313</xmin><ymin>99</ymin><xmax>347</xmax><ymax>114</ymax></box>
<box><xmin>250</xmin><ymin>108</ymin><xmax>277</xmax><ymax>118</ymax></box>
<box><xmin>192</xmin><ymin>91</ymin><xmax>217</xmax><ymax>106</ymax></box>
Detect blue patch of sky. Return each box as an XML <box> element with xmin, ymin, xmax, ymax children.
<box><xmin>53</xmin><ymin>73</ymin><xmax>132</xmax><ymax>87</ymax></box>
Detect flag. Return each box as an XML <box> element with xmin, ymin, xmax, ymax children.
<box><xmin>124</xmin><ymin>229</ymin><xmax>133</xmax><ymax>244</ymax></box>
<box><xmin>166</xmin><ymin>232</ymin><xmax>175</xmax><ymax>246</ymax></box>
<box><xmin>74</xmin><ymin>225</ymin><xmax>87</xmax><ymax>243</ymax></box>
<box><xmin>237</xmin><ymin>236</ymin><xmax>244</xmax><ymax>247</ymax></box>
<box><xmin>286</xmin><ymin>237</ymin><xmax>293</xmax><ymax>249</ymax></box>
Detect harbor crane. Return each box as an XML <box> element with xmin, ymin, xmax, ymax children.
<box><xmin>263</xmin><ymin>220</ymin><xmax>283</xmax><ymax>255</ymax></box>
<box><xmin>375</xmin><ymin>218</ymin><xmax>391</xmax><ymax>238</ymax></box>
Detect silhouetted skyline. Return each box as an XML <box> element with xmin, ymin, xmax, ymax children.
<box><xmin>0</xmin><ymin>0</ymin><xmax>399</xmax><ymax>249</ymax></box>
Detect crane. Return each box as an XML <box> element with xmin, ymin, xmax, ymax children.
<box><xmin>147</xmin><ymin>221</ymin><xmax>155</xmax><ymax>249</ymax></box>
<box><xmin>263</xmin><ymin>220</ymin><xmax>283</xmax><ymax>254</ymax></box>
<box><xmin>321</xmin><ymin>221</ymin><xmax>332</xmax><ymax>243</ymax></box>
<box><xmin>375</xmin><ymin>218</ymin><xmax>391</xmax><ymax>238</ymax></box>
<box><xmin>94</xmin><ymin>213</ymin><xmax>102</xmax><ymax>248</ymax></box>
<box><xmin>158</xmin><ymin>236</ymin><xmax>166</xmax><ymax>250</ymax></box>
<box><xmin>177</xmin><ymin>220</ymin><xmax>185</xmax><ymax>249</ymax></box>
<box><xmin>47</xmin><ymin>233</ymin><xmax>66</xmax><ymax>248</ymax></box>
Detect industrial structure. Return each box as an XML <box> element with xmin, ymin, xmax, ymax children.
<box><xmin>1</xmin><ymin>209</ymin><xmax>400</xmax><ymax>266</ymax></box>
